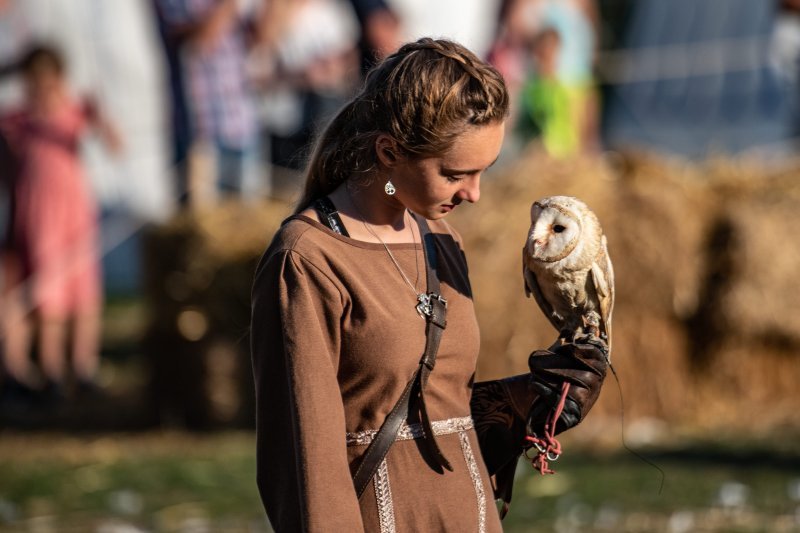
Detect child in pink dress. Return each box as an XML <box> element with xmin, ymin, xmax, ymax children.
<box><xmin>1</xmin><ymin>44</ymin><xmax>120</xmax><ymax>399</ymax></box>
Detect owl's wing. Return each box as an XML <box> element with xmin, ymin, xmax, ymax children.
<box><xmin>523</xmin><ymin>254</ymin><xmax>563</xmax><ymax>332</ymax></box>
<box><xmin>589</xmin><ymin>235</ymin><xmax>615</xmax><ymax>350</ymax></box>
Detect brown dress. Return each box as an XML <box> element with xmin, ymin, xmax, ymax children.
<box><xmin>251</xmin><ymin>214</ymin><xmax>504</xmax><ymax>532</ymax></box>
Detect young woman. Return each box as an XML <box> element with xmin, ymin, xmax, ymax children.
<box><xmin>251</xmin><ymin>38</ymin><xmax>607</xmax><ymax>532</ymax></box>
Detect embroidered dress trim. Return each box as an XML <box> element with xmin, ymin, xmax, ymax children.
<box><xmin>348</xmin><ymin>417</ymin><xmax>484</xmax><ymax>533</ymax></box>
<box><xmin>345</xmin><ymin>416</ymin><xmax>474</xmax><ymax>446</ymax></box>
<box><xmin>374</xmin><ymin>459</ymin><xmax>396</xmax><ymax>533</ymax></box>
<box><xmin>459</xmin><ymin>431</ymin><xmax>487</xmax><ymax>533</ymax></box>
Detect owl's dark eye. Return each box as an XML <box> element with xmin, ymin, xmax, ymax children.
<box><xmin>553</xmin><ymin>224</ymin><xmax>566</xmax><ymax>233</ymax></box>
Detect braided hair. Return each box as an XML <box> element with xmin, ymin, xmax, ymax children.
<box><xmin>294</xmin><ymin>38</ymin><xmax>509</xmax><ymax>213</ymax></box>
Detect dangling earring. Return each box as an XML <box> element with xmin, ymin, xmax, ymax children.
<box><xmin>384</xmin><ymin>180</ymin><xmax>396</xmax><ymax>196</ymax></box>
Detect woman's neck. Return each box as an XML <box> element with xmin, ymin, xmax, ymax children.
<box><xmin>327</xmin><ymin>179</ymin><xmax>415</xmax><ymax>244</ymax></box>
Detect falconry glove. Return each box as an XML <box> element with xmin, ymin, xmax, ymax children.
<box><xmin>470</xmin><ymin>334</ymin><xmax>608</xmax><ymax>516</ymax></box>
<box><xmin>526</xmin><ymin>334</ymin><xmax>609</xmax><ymax>437</ymax></box>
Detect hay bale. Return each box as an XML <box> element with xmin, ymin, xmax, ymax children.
<box><xmin>142</xmin><ymin>200</ymin><xmax>291</xmax><ymax>428</ymax></box>
<box><xmin>717</xmin><ymin>188</ymin><xmax>800</xmax><ymax>345</ymax></box>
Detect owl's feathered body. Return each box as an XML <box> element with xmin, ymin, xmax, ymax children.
<box><xmin>522</xmin><ymin>196</ymin><xmax>614</xmax><ymax>352</ymax></box>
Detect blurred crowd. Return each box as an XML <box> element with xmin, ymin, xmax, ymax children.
<box><xmin>1</xmin><ymin>0</ymin><xmax>799</xmax><ymax>413</ymax></box>
<box><xmin>0</xmin><ymin>0</ymin><xmax>607</xmax><ymax>410</ymax></box>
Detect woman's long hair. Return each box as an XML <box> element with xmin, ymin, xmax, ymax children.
<box><xmin>294</xmin><ymin>38</ymin><xmax>510</xmax><ymax>213</ymax></box>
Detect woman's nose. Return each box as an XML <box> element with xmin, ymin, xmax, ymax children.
<box><xmin>458</xmin><ymin>177</ymin><xmax>481</xmax><ymax>203</ymax></box>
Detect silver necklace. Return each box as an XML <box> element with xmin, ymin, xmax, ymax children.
<box><xmin>348</xmin><ymin>187</ymin><xmax>425</xmax><ymax>314</ymax></box>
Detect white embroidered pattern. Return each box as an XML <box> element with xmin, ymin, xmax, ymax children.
<box><xmin>345</xmin><ymin>416</ymin><xmax>474</xmax><ymax>446</ymax></box>
<box><xmin>374</xmin><ymin>459</ymin><xmax>396</xmax><ymax>533</ymax></box>
<box><xmin>459</xmin><ymin>431</ymin><xmax>487</xmax><ymax>533</ymax></box>
<box><xmin>347</xmin><ymin>416</ymin><xmax>482</xmax><ymax>533</ymax></box>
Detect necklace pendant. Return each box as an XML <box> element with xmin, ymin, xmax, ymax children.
<box><xmin>416</xmin><ymin>293</ymin><xmax>431</xmax><ymax>318</ymax></box>
<box><xmin>416</xmin><ymin>292</ymin><xmax>448</xmax><ymax>319</ymax></box>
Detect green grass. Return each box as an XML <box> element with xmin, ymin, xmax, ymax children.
<box><xmin>0</xmin><ymin>433</ymin><xmax>266</xmax><ymax>532</ymax></box>
<box><xmin>0</xmin><ymin>432</ymin><xmax>798</xmax><ymax>532</ymax></box>
<box><xmin>503</xmin><ymin>448</ymin><xmax>800</xmax><ymax>532</ymax></box>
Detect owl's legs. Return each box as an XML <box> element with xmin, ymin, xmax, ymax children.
<box><xmin>581</xmin><ymin>312</ymin><xmax>601</xmax><ymax>339</ymax></box>
<box><xmin>550</xmin><ymin>330</ymin><xmax>574</xmax><ymax>352</ymax></box>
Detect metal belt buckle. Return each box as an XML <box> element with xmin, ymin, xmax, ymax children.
<box><xmin>416</xmin><ymin>293</ymin><xmax>447</xmax><ymax>318</ymax></box>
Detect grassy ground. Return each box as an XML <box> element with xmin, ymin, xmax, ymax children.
<box><xmin>0</xmin><ymin>432</ymin><xmax>798</xmax><ymax>532</ymax></box>
<box><xmin>0</xmin><ymin>432</ymin><xmax>265</xmax><ymax>533</ymax></box>
<box><xmin>503</xmin><ymin>441</ymin><xmax>800</xmax><ymax>532</ymax></box>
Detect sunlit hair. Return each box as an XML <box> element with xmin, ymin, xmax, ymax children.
<box><xmin>294</xmin><ymin>37</ymin><xmax>509</xmax><ymax>213</ymax></box>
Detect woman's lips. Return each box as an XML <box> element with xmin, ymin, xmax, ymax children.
<box><xmin>442</xmin><ymin>204</ymin><xmax>456</xmax><ymax>212</ymax></box>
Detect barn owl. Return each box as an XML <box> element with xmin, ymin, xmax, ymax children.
<box><xmin>522</xmin><ymin>196</ymin><xmax>615</xmax><ymax>353</ymax></box>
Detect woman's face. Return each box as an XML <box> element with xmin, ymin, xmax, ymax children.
<box><xmin>391</xmin><ymin>121</ymin><xmax>505</xmax><ymax>220</ymax></box>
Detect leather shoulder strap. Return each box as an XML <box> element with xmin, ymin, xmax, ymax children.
<box><xmin>313</xmin><ymin>196</ymin><xmax>350</xmax><ymax>237</ymax></box>
<box><xmin>352</xmin><ymin>213</ymin><xmax>452</xmax><ymax>498</ymax></box>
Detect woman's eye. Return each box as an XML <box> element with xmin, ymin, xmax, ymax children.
<box><xmin>445</xmin><ymin>175</ymin><xmax>463</xmax><ymax>183</ymax></box>
<box><xmin>553</xmin><ymin>224</ymin><xmax>566</xmax><ymax>233</ymax></box>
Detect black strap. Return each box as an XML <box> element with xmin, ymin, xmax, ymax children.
<box><xmin>352</xmin><ymin>213</ymin><xmax>452</xmax><ymax>498</ymax></box>
<box><xmin>314</xmin><ymin>196</ymin><xmax>350</xmax><ymax>237</ymax></box>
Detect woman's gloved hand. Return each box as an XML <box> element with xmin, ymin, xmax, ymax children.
<box><xmin>470</xmin><ymin>334</ymin><xmax>609</xmax><ymax>515</ymax></box>
<box><xmin>526</xmin><ymin>334</ymin><xmax>609</xmax><ymax>437</ymax></box>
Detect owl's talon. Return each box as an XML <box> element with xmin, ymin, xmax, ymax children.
<box><xmin>580</xmin><ymin>315</ymin><xmax>601</xmax><ymax>339</ymax></box>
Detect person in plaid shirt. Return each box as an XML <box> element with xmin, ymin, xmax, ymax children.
<box><xmin>155</xmin><ymin>0</ymin><xmax>259</xmax><ymax>199</ymax></box>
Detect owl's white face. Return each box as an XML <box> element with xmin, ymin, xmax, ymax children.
<box><xmin>528</xmin><ymin>200</ymin><xmax>581</xmax><ymax>262</ymax></box>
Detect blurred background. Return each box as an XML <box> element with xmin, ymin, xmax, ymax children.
<box><xmin>1</xmin><ymin>0</ymin><xmax>800</xmax><ymax>531</ymax></box>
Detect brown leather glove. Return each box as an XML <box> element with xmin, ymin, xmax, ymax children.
<box><xmin>471</xmin><ymin>373</ymin><xmax>537</xmax><ymax>513</ymax></box>
<box><xmin>526</xmin><ymin>334</ymin><xmax>609</xmax><ymax>438</ymax></box>
<box><xmin>470</xmin><ymin>334</ymin><xmax>609</xmax><ymax>516</ymax></box>
<box><xmin>471</xmin><ymin>374</ymin><xmax>536</xmax><ymax>474</ymax></box>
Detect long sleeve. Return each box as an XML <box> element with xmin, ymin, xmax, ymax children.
<box><xmin>251</xmin><ymin>248</ymin><xmax>365</xmax><ymax>532</ymax></box>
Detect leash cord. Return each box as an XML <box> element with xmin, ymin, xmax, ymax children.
<box><xmin>607</xmin><ymin>359</ymin><xmax>666</xmax><ymax>495</ymax></box>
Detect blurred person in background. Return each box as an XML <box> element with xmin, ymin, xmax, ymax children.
<box><xmin>153</xmin><ymin>0</ymin><xmax>194</xmax><ymax>209</ymax></box>
<box><xmin>488</xmin><ymin>0</ymin><xmax>532</xmax><ymax>113</ymax></box>
<box><xmin>388</xmin><ymin>0</ymin><xmax>500</xmax><ymax>60</ymax></box>
<box><xmin>347</xmin><ymin>0</ymin><xmax>502</xmax><ymax>81</ymax></box>
<box><xmin>0</xmin><ymin>0</ymin><xmax>175</xmax><ymax>223</ymax></box>
<box><xmin>490</xmin><ymin>0</ymin><xmax>600</xmax><ymax>157</ymax></box>
<box><xmin>0</xmin><ymin>44</ymin><xmax>120</xmax><ymax>403</ymax></box>
<box><xmin>348</xmin><ymin>0</ymin><xmax>401</xmax><ymax>74</ymax></box>
<box><xmin>255</xmin><ymin>0</ymin><xmax>361</xmax><ymax>187</ymax></box>
<box><xmin>250</xmin><ymin>38</ymin><xmax>608</xmax><ymax>531</ymax></box>
<box><xmin>154</xmin><ymin>0</ymin><xmax>266</xmax><ymax>204</ymax></box>
<box><xmin>517</xmin><ymin>26</ymin><xmax>588</xmax><ymax>157</ymax></box>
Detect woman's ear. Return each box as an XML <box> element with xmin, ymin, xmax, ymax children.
<box><xmin>375</xmin><ymin>134</ymin><xmax>402</xmax><ymax>168</ymax></box>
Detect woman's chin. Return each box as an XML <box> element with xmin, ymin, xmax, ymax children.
<box><xmin>433</xmin><ymin>204</ymin><xmax>457</xmax><ymax>218</ymax></box>
<box><xmin>408</xmin><ymin>204</ymin><xmax>456</xmax><ymax>220</ymax></box>
<box><xmin>426</xmin><ymin>210</ymin><xmax>450</xmax><ymax>220</ymax></box>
